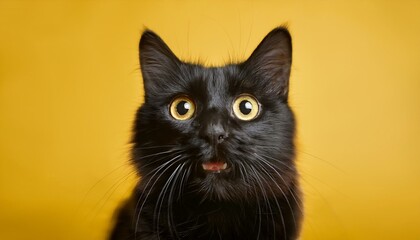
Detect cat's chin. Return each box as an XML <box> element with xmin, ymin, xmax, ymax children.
<box><xmin>194</xmin><ymin>173</ymin><xmax>243</xmax><ymax>202</ymax></box>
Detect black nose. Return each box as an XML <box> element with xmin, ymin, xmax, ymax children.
<box><xmin>200</xmin><ymin>115</ymin><xmax>229</xmax><ymax>144</ymax></box>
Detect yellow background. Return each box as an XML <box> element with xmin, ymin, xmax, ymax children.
<box><xmin>1</xmin><ymin>1</ymin><xmax>420</xmax><ymax>239</ymax></box>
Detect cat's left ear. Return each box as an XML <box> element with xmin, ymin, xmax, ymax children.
<box><xmin>139</xmin><ymin>30</ymin><xmax>181</xmax><ymax>99</ymax></box>
<box><xmin>243</xmin><ymin>27</ymin><xmax>292</xmax><ymax>100</ymax></box>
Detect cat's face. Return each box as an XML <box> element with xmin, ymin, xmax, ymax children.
<box><xmin>133</xmin><ymin>28</ymin><xmax>296</xmax><ymax>202</ymax></box>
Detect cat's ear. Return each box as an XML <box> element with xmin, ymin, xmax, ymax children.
<box><xmin>243</xmin><ymin>27</ymin><xmax>292</xmax><ymax>100</ymax></box>
<box><xmin>139</xmin><ymin>30</ymin><xmax>180</xmax><ymax>97</ymax></box>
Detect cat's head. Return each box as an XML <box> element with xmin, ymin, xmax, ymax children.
<box><xmin>132</xmin><ymin>27</ymin><xmax>296</xmax><ymax>202</ymax></box>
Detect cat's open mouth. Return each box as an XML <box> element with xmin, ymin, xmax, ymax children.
<box><xmin>202</xmin><ymin>162</ymin><xmax>228</xmax><ymax>173</ymax></box>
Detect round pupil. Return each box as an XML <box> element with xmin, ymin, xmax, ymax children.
<box><xmin>176</xmin><ymin>101</ymin><xmax>190</xmax><ymax>115</ymax></box>
<box><xmin>239</xmin><ymin>100</ymin><xmax>252</xmax><ymax>115</ymax></box>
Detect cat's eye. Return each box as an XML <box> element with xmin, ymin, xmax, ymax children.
<box><xmin>169</xmin><ymin>96</ymin><xmax>196</xmax><ymax>120</ymax></box>
<box><xmin>232</xmin><ymin>94</ymin><xmax>260</xmax><ymax>121</ymax></box>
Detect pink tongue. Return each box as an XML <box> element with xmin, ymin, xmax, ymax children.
<box><xmin>203</xmin><ymin>162</ymin><xmax>225</xmax><ymax>171</ymax></box>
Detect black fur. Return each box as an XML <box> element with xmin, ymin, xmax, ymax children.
<box><xmin>110</xmin><ymin>27</ymin><xmax>302</xmax><ymax>240</ymax></box>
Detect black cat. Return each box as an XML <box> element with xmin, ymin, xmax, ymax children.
<box><xmin>110</xmin><ymin>27</ymin><xmax>302</xmax><ymax>240</ymax></box>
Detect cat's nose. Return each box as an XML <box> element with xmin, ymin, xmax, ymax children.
<box><xmin>200</xmin><ymin>118</ymin><xmax>229</xmax><ymax>144</ymax></box>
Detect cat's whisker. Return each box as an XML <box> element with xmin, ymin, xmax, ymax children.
<box><xmin>166</xmin><ymin>162</ymin><xmax>186</xmax><ymax>239</ymax></box>
<box><xmin>252</xmin><ymin>162</ymin><xmax>287</xmax><ymax>239</ymax></box>
<box><xmin>248</xmin><ymin>160</ymin><xmax>289</xmax><ymax>239</ymax></box>
<box><xmin>255</xmin><ymin>154</ymin><xmax>303</xmax><ymax>216</ymax></box>
<box><xmin>138</xmin><ymin>149</ymin><xmax>186</xmax><ymax>170</ymax></box>
<box><xmin>255</xmin><ymin>154</ymin><xmax>303</xmax><ymax>208</ymax></box>
<box><xmin>134</xmin><ymin>155</ymin><xmax>183</xmax><ymax>238</ymax></box>
<box><xmin>246</xmin><ymin>162</ymin><xmax>278</xmax><ymax>238</ymax></box>
<box><xmin>137</xmin><ymin>153</ymin><xmax>183</xmax><ymax>179</ymax></box>
<box><xmin>134</xmin><ymin>155</ymin><xmax>181</xmax><ymax>209</ymax></box>
<box><xmin>236</xmin><ymin>161</ymin><xmax>249</xmax><ymax>188</ymax></box>
<box><xmin>253</xmin><ymin>154</ymin><xmax>306</xmax><ymax>240</ymax></box>
<box><xmin>133</xmin><ymin>144</ymin><xmax>178</xmax><ymax>150</ymax></box>
<box><xmin>177</xmin><ymin>163</ymin><xmax>191</xmax><ymax>201</ymax></box>
<box><xmin>254</xmin><ymin>166</ymin><xmax>274</xmax><ymax>239</ymax></box>
<box><xmin>296</xmin><ymin>149</ymin><xmax>345</xmax><ymax>173</ymax></box>
<box><xmin>257</xmin><ymin>152</ymin><xmax>296</xmax><ymax>172</ymax></box>
<box><xmin>258</xmin><ymin>151</ymin><xmax>336</xmax><ymax>201</ymax></box>
<box><xmin>154</xmin><ymin>163</ymin><xmax>184</xmax><ymax>240</ymax></box>
<box><xmin>136</xmin><ymin>148</ymin><xmax>183</xmax><ymax>160</ymax></box>
<box><xmin>77</xmin><ymin>160</ymin><xmax>132</xmax><ymax>217</ymax></box>
<box><xmin>252</xmin><ymin>169</ymin><xmax>263</xmax><ymax>240</ymax></box>
<box><xmin>251</xmin><ymin>161</ymin><xmax>287</xmax><ymax>239</ymax></box>
<box><xmin>86</xmin><ymin>169</ymin><xmax>137</xmax><ymax>224</ymax></box>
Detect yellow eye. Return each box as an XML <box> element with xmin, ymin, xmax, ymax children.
<box><xmin>169</xmin><ymin>96</ymin><xmax>196</xmax><ymax>120</ymax></box>
<box><xmin>233</xmin><ymin>94</ymin><xmax>260</xmax><ymax>121</ymax></box>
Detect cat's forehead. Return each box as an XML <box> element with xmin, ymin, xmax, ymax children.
<box><xmin>187</xmin><ymin>65</ymin><xmax>236</xmax><ymax>106</ymax></box>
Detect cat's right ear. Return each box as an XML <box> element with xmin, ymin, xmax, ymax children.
<box><xmin>242</xmin><ymin>27</ymin><xmax>292</xmax><ymax>101</ymax></box>
<box><xmin>139</xmin><ymin>30</ymin><xmax>180</xmax><ymax>98</ymax></box>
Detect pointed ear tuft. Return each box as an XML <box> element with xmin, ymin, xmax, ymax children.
<box><xmin>244</xmin><ymin>27</ymin><xmax>292</xmax><ymax>100</ymax></box>
<box><xmin>139</xmin><ymin>30</ymin><xmax>180</xmax><ymax>97</ymax></box>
